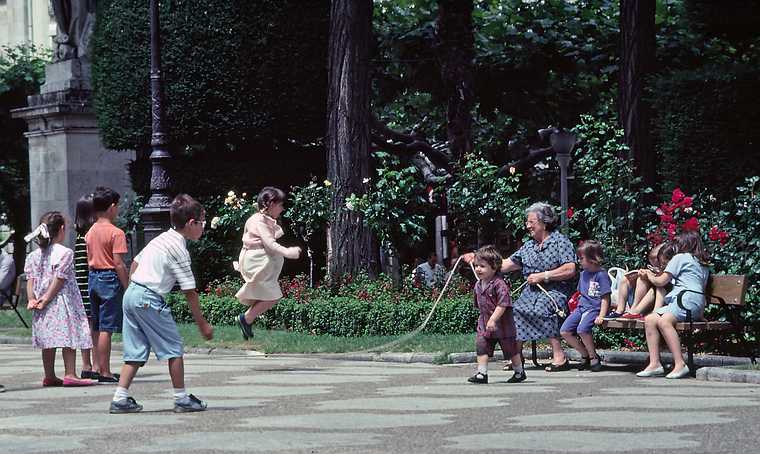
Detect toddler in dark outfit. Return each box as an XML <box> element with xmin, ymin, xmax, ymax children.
<box><xmin>468</xmin><ymin>245</ymin><xmax>525</xmax><ymax>384</ymax></box>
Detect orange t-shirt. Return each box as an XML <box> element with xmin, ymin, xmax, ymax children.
<box><xmin>85</xmin><ymin>221</ymin><xmax>128</xmax><ymax>269</ymax></box>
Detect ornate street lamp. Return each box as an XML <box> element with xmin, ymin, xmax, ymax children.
<box><xmin>550</xmin><ymin>130</ymin><xmax>577</xmax><ymax>232</ymax></box>
<box><xmin>140</xmin><ymin>0</ymin><xmax>172</xmax><ymax>245</ymax></box>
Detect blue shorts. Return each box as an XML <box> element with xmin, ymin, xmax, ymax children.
<box><xmin>655</xmin><ymin>296</ymin><xmax>703</xmax><ymax>322</ymax></box>
<box><xmin>89</xmin><ymin>270</ymin><xmax>123</xmax><ymax>333</ymax></box>
<box><xmin>122</xmin><ymin>282</ymin><xmax>184</xmax><ymax>362</ymax></box>
<box><xmin>560</xmin><ymin>307</ymin><xmax>600</xmax><ymax>334</ymax></box>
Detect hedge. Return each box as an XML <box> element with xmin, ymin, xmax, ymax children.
<box><xmin>165</xmin><ymin>293</ymin><xmax>478</xmax><ymax>337</ymax></box>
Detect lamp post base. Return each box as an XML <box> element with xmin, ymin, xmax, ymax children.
<box><xmin>140</xmin><ymin>201</ymin><xmax>171</xmax><ymax>247</ymax></box>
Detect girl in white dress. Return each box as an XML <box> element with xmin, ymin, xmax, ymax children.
<box><xmin>235</xmin><ymin>187</ymin><xmax>300</xmax><ymax>339</ymax></box>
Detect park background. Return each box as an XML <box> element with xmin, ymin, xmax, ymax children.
<box><xmin>0</xmin><ymin>0</ymin><xmax>758</xmax><ymax>356</ymax></box>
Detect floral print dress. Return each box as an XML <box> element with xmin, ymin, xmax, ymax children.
<box><xmin>24</xmin><ymin>244</ymin><xmax>93</xmax><ymax>349</ymax></box>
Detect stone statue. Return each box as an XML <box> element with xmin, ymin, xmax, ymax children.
<box><xmin>51</xmin><ymin>0</ymin><xmax>97</xmax><ymax>62</ymax></box>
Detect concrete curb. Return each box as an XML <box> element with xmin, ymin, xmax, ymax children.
<box><xmin>696</xmin><ymin>366</ymin><xmax>760</xmax><ymax>384</ymax></box>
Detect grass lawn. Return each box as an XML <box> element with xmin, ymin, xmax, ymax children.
<box><xmin>1</xmin><ymin>307</ymin><xmax>474</xmax><ymax>360</ymax></box>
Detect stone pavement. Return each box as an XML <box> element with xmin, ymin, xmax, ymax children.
<box><xmin>1</xmin><ymin>344</ymin><xmax>759</xmax><ymax>453</ymax></box>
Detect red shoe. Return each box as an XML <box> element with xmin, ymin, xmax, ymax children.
<box><xmin>621</xmin><ymin>312</ymin><xmax>644</xmax><ymax>320</ymax></box>
<box><xmin>42</xmin><ymin>377</ymin><xmax>63</xmax><ymax>387</ymax></box>
<box><xmin>63</xmin><ymin>377</ymin><xmax>97</xmax><ymax>387</ymax></box>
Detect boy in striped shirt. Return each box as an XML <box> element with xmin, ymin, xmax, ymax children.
<box><xmin>110</xmin><ymin>194</ymin><xmax>214</xmax><ymax>414</ymax></box>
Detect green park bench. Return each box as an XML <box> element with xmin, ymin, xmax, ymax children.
<box><xmin>600</xmin><ymin>274</ymin><xmax>751</xmax><ymax>376</ymax></box>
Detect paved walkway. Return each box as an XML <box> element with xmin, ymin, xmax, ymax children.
<box><xmin>1</xmin><ymin>344</ymin><xmax>759</xmax><ymax>453</ymax></box>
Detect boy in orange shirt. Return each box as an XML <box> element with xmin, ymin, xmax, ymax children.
<box><xmin>86</xmin><ymin>187</ymin><xmax>129</xmax><ymax>383</ymax></box>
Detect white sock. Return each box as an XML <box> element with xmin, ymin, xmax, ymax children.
<box><xmin>477</xmin><ymin>364</ymin><xmax>488</xmax><ymax>375</ymax></box>
<box><xmin>173</xmin><ymin>388</ymin><xmax>188</xmax><ymax>401</ymax></box>
<box><xmin>513</xmin><ymin>364</ymin><xmax>524</xmax><ymax>374</ymax></box>
<box><xmin>113</xmin><ymin>386</ymin><xmax>129</xmax><ymax>402</ymax></box>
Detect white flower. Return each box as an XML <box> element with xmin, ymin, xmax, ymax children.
<box><xmin>210</xmin><ymin>216</ymin><xmax>220</xmax><ymax>229</ymax></box>
<box><xmin>227</xmin><ymin>191</ymin><xmax>235</xmax><ymax>197</ymax></box>
<box><xmin>241</xmin><ymin>192</ymin><xmax>247</xmax><ymax>198</ymax></box>
<box><xmin>345</xmin><ymin>200</ymin><xmax>355</xmax><ymax>211</ymax></box>
<box><xmin>323</xmin><ymin>180</ymin><xmax>332</xmax><ymax>187</ymax></box>
<box><xmin>684</xmin><ymin>207</ymin><xmax>693</xmax><ymax>214</ymax></box>
<box><xmin>362</xmin><ymin>178</ymin><xmax>370</xmax><ymax>184</ymax></box>
<box><xmin>509</xmin><ymin>166</ymin><xmax>516</xmax><ymax>175</ymax></box>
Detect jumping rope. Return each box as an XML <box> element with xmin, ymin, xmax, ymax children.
<box><xmin>358</xmin><ymin>257</ymin><xmax>561</xmax><ymax>353</ymax></box>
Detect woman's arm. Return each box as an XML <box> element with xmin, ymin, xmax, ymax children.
<box><xmin>500</xmin><ymin>258</ymin><xmax>521</xmax><ymax>274</ymax></box>
<box><xmin>526</xmin><ymin>262</ymin><xmax>576</xmax><ymax>285</ymax></box>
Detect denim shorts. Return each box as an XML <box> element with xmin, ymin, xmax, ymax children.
<box><xmin>560</xmin><ymin>307</ymin><xmax>600</xmax><ymax>334</ymax></box>
<box><xmin>89</xmin><ymin>269</ymin><xmax>123</xmax><ymax>333</ymax></box>
<box><xmin>122</xmin><ymin>282</ymin><xmax>183</xmax><ymax>362</ymax></box>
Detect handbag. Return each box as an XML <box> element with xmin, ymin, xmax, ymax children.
<box><xmin>567</xmin><ymin>290</ymin><xmax>582</xmax><ymax>313</ymax></box>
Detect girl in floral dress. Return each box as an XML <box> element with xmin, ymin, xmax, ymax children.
<box><xmin>24</xmin><ymin>211</ymin><xmax>95</xmax><ymax>387</ymax></box>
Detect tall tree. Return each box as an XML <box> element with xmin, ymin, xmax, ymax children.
<box><xmin>619</xmin><ymin>0</ymin><xmax>656</xmax><ymax>188</ymax></box>
<box><xmin>326</xmin><ymin>0</ymin><xmax>376</xmax><ymax>279</ymax></box>
<box><xmin>435</xmin><ymin>0</ymin><xmax>474</xmax><ymax>162</ymax></box>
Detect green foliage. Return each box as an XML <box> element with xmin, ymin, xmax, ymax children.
<box><xmin>0</xmin><ymin>44</ymin><xmax>50</xmax><ymax>265</ymax></box>
<box><xmin>648</xmin><ymin>65</ymin><xmax>760</xmax><ymax>199</ymax></box>
<box><xmin>91</xmin><ymin>0</ymin><xmax>328</xmax><ymax>152</ymax></box>
<box><xmin>345</xmin><ymin>152</ymin><xmax>432</xmax><ymax>250</ymax></box>
<box><xmin>568</xmin><ymin>111</ymin><xmax>654</xmax><ymax>268</ymax></box>
<box><xmin>285</xmin><ymin>179</ymin><xmax>332</xmax><ymax>243</ymax></box>
<box><xmin>700</xmin><ymin>177</ymin><xmax>760</xmax><ymax>343</ymax></box>
<box><xmin>167</xmin><ymin>272</ymin><xmax>477</xmax><ymax>336</ymax></box>
<box><xmin>446</xmin><ymin>156</ymin><xmax>527</xmax><ymax>248</ymax></box>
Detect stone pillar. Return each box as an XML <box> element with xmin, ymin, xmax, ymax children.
<box><xmin>11</xmin><ymin>58</ymin><xmax>134</xmax><ymax>248</ymax></box>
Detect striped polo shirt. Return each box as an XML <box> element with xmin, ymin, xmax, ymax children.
<box><xmin>130</xmin><ymin>228</ymin><xmax>196</xmax><ymax>297</ymax></box>
<box><xmin>74</xmin><ymin>233</ymin><xmax>91</xmax><ymax>314</ymax></box>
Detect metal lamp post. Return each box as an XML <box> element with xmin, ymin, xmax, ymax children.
<box><xmin>550</xmin><ymin>130</ymin><xmax>577</xmax><ymax>233</ymax></box>
<box><xmin>140</xmin><ymin>0</ymin><xmax>172</xmax><ymax>246</ymax></box>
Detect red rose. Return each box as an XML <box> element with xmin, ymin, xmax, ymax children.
<box><xmin>657</xmin><ymin>203</ymin><xmax>674</xmax><ymax>216</ymax></box>
<box><xmin>718</xmin><ymin>230</ymin><xmax>729</xmax><ymax>245</ymax></box>
<box><xmin>660</xmin><ymin>214</ymin><xmax>674</xmax><ymax>224</ymax></box>
<box><xmin>682</xmin><ymin>217</ymin><xmax>700</xmax><ymax>232</ymax></box>
<box><xmin>708</xmin><ymin>226</ymin><xmax>720</xmax><ymax>241</ymax></box>
<box><xmin>215</xmin><ymin>287</ymin><xmax>223</xmax><ymax>296</ymax></box>
<box><xmin>681</xmin><ymin>196</ymin><xmax>693</xmax><ymax>208</ymax></box>
<box><xmin>671</xmin><ymin>188</ymin><xmax>685</xmax><ymax>203</ymax></box>
<box><xmin>567</xmin><ymin>207</ymin><xmax>574</xmax><ymax>219</ymax></box>
<box><xmin>667</xmin><ymin>223</ymin><xmax>677</xmax><ymax>240</ymax></box>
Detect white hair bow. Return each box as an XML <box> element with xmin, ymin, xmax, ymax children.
<box><xmin>24</xmin><ymin>224</ymin><xmax>50</xmax><ymax>243</ymax></box>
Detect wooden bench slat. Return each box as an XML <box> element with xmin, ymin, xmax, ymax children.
<box><xmin>706</xmin><ymin>274</ymin><xmax>748</xmax><ymax>306</ymax></box>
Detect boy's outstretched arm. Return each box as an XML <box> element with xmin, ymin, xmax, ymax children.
<box><xmin>183</xmin><ymin>289</ymin><xmax>213</xmax><ymax>340</ymax></box>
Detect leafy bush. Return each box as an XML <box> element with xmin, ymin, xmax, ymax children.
<box><xmin>648</xmin><ymin>65</ymin><xmax>760</xmax><ymax>199</ymax></box>
<box><xmin>166</xmin><ymin>273</ymin><xmax>478</xmax><ymax>336</ymax></box>
<box><xmin>567</xmin><ymin>112</ymin><xmax>653</xmax><ymax>269</ymax></box>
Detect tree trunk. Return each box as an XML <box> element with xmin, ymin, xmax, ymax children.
<box><xmin>326</xmin><ymin>0</ymin><xmax>376</xmax><ymax>280</ymax></box>
<box><xmin>619</xmin><ymin>0</ymin><xmax>656</xmax><ymax>189</ymax></box>
<box><xmin>436</xmin><ymin>0</ymin><xmax>474</xmax><ymax>162</ymax></box>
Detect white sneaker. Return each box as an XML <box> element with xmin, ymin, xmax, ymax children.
<box><xmin>665</xmin><ymin>366</ymin><xmax>690</xmax><ymax>379</ymax></box>
<box><xmin>636</xmin><ymin>366</ymin><xmax>665</xmax><ymax>377</ymax></box>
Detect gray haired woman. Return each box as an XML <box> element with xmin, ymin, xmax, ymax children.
<box><xmin>465</xmin><ymin>202</ymin><xmax>577</xmax><ymax>371</ymax></box>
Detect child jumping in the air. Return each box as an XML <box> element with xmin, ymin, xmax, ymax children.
<box><xmin>235</xmin><ymin>187</ymin><xmax>301</xmax><ymax>340</ymax></box>
<box><xmin>560</xmin><ymin>240</ymin><xmax>611</xmax><ymax>372</ymax></box>
<box><xmin>468</xmin><ymin>245</ymin><xmax>525</xmax><ymax>384</ymax></box>
<box><xmin>110</xmin><ymin>194</ymin><xmax>213</xmax><ymax>413</ymax></box>
<box><xmin>24</xmin><ymin>212</ymin><xmax>95</xmax><ymax>387</ymax></box>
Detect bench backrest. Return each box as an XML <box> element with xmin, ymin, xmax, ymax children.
<box><xmin>706</xmin><ymin>275</ymin><xmax>747</xmax><ymax>306</ymax></box>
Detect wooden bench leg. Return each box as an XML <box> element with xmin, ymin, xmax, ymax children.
<box><xmin>531</xmin><ymin>340</ymin><xmax>541</xmax><ymax>368</ymax></box>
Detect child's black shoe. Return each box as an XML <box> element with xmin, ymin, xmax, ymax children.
<box><xmin>590</xmin><ymin>357</ymin><xmax>603</xmax><ymax>372</ymax></box>
<box><xmin>467</xmin><ymin>372</ymin><xmax>488</xmax><ymax>384</ymax></box>
<box><xmin>507</xmin><ymin>370</ymin><xmax>527</xmax><ymax>383</ymax></box>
